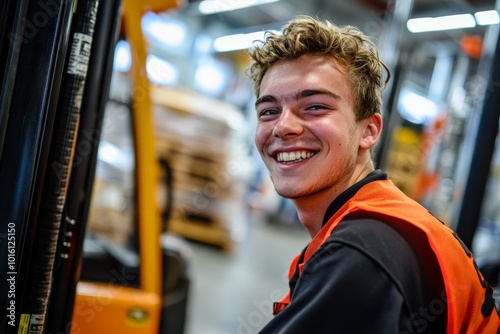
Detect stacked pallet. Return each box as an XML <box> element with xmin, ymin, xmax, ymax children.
<box><xmin>151</xmin><ymin>86</ymin><xmax>251</xmax><ymax>250</ymax></box>
<box><xmin>384</xmin><ymin>126</ymin><xmax>422</xmax><ymax>196</ymax></box>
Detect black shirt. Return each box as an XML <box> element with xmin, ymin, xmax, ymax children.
<box><xmin>259</xmin><ymin>170</ymin><xmax>446</xmax><ymax>333</ymax></box>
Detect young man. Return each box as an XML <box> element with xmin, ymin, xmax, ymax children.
<box><xmin>248</xmin><ymin>15</ymin><xmax>500</xmax><ymax>333</ymax></box>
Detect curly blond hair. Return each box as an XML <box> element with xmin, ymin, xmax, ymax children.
<box><xmin>248</xmin><ymin>15</ymin><xmax>390</xmax><ymax>120</ymax></box>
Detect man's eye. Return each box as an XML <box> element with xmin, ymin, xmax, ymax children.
<box><xmin>307</xmin><ymin>104</ymin><xmax>325</xmax><ymax>111</ymax></box>
<box><xmin>259</xmin><ymin>109</ymin><xmax>279</xmax><ymax>117</ymax></box>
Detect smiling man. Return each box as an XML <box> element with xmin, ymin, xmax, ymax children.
<box><xmin>248</xmin><ymin>15</ymin><xmax>499</xmax><ymax>333</ymax></box>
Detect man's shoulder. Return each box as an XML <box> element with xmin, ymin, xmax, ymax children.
<box><xmin>324</xmin><ymin>218</ymin><xmax>422</xmax><ymax>270</ymax></box>
<box><xmin>321</xmin><ymin>218</ymin><xmax>444</xmax><ymax>316</ymax></box>
<box><xmin>323</xmin><ymin>218</ymin><xmax>439</xmax><ymax>286</ymax></box>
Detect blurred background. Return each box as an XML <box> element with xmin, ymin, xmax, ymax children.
<box><xmin>93</xmin><ymin>0</ymin><xmax>500</xmax><ymax>333</ymax></box>
<box><xmin>4</xmin><ymin>0</ymin><xmax>500</xmax><ymax>333</ymax></box>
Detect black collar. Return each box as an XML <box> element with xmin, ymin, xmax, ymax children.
<box><xmin>321</xmin><ymin>170</ymin><xmax>388</xmax><ymax>226</ymax></box>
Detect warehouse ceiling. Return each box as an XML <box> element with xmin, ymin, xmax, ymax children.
<box><xmin>172</xmin><ymin>0</ymin><xmax>499</xmax><ymax>42</ymax></box>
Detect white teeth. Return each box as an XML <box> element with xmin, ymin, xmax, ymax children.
<box><xmin>277</xmin><ymin>151</ymin><xmax>314</xmax><ymax>162</ymax></box>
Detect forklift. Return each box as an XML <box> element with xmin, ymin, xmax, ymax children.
<box><xmin>0</xmin><ymin>0</ymin><xmax>190</xmax><ymax>333</ymax></box>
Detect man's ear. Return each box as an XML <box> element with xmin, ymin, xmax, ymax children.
<box><xmin>359</xmin><ymin>113</ymin><xmax>383</xmax><ymax>150</ymax></box>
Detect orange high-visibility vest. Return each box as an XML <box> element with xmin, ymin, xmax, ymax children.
<box><xmin>276</xmin><ymin>179</ymin><xmax>500</xmax><ymax>333</ymax></box>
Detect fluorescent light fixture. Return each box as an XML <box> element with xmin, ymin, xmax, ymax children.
<box><xmin>146</xmin><ymin>55</ymin><xmax>179</xmax><ymax>86</ymax></box>
<box><xmin>213</xmin><ymin>30</ymin><xmax>280</xmax><ymax>52</ymax></box>
<box><xmin>142</xmin><ymin>12</ymin><xmax>187</xmax><ymax>48</ymax></box>
<box><xmin>98</xmin><ymin>141</ymin><xmax>134</xmax><ymax>172</ymax></box>
<box><xmin>199</xmin><ymin>0</ymin><xmax>279</xmax><ymax>15</ymax></box>
<box><xmin>397</xmin><ymin>88</ymin><xmax>439</xmax><ymax>125</ymax></box>
<box><xmin>407</xmin><ymin>13</ymin><xmax>476</xmax><ymax>33</ymax></box>
<box><xmin>475</xmin><ymin>10</ymin><xmax>500</xmax><ymax>26</ymax></box>
<box><xmin>113</xmin><ymin>40</ymin><xmax>131</xmax><ymax>72</ymax></box>
<box><xmin>194</xmin><ymin>59</ymin><xmax>228</xmax><ymax>95</ymax></box>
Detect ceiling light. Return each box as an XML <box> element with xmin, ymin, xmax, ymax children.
<box><xmin>198</xmin><ymin>0</ymin><xmax>279</xmax><ymax>15</ymax></box>
<box><xmin>213</xmin><ymin>30</ymin><xmax>280</xmax><ymax>52</ymax></box>
<box><xmin>407</xmin><ymin>14</ymin><xmax>476</xmax><ymax>33</ymax></box>
<box><xmin>146</xmin><ymin>55</ymin><xmax>179</xmax><ymax>86</ymax></box>
<box><xmin>98</xmin><ymin>141</ymin><xmax>133</xmax><ymax>172</ymax></box>
<box><xmin>474</xmin><ymin>10</ymin><xmax>500</xmax><ymax>26</ymax></box>
<box><xmin>113</xmin><ymin>40</ymin><xmax>131</xmax><ymax>72</ymax></box>
<box><xmin>141</xmin><ymin>12</ymin><xmax>188</xmax><ymax>47</ymax></box>
<box><xmin>194</xmin><ymin>61</ymin><xmax>228</xmax><ymax>95</ymax></box>
<box><xmin>397</xmin><ymin>88</ymin><xmax>440</xmax><ymax>125</ymax></box>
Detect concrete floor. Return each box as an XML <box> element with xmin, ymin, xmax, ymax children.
<box><xmin>183</xmin><ymin>219</ymin><xmax>310</xmax><ymax>334</ymax></box>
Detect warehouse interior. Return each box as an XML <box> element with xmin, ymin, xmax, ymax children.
<box><xmin>89</xmin><ymin>0</ymin><xmax>500</xmax><ymax>333</ymax></box>
<box><xmin>76</xmin><ymin>0</ymin><xmax>500</xmax><ymax>333</ymax></box>
<box><xmin>2</xmin><ymin>0</ymin><xmax>500</xmax><ymax>333</ymax></box>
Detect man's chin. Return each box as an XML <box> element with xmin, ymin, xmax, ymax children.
<box><xmin>275</xmin><ymin>188</ymin><xmax>305</xmax><ymax>200</ymax></box>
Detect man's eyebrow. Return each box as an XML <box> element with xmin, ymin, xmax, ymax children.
<box><xmin>255</xmin><ymin>89</ymin><xmax>341</xmax><ymax>108</ymax></box>
<box><xmin>297</xmin><ymin>89</ymin><xmax>341</xmax><ymax>101</ymax></box>
<box><xmin>255</xmin><ymin>95</ymin><xmax>277</xmax><ymax>108</ymax></box>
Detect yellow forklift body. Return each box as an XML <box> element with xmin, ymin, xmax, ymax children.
<box><xmin>71</xmin><ymin>0</ymin><xmax>184</xmax><ymax>332</ymax></box>
<box><xmin>72</xmin><ymin>282</ymin><xmax>161</xmax><ymax>334</ymax></box>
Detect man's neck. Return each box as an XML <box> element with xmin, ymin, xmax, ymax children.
<box><xmin>294</xmin><ymin>161</ymin><xmax>375</xmax><ymax>237</ymax></box>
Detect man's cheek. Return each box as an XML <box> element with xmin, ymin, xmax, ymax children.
<box><xmin>254</xmin><ymin>129</ymin><xmax>268</xmax><ymax>152</ymax></box>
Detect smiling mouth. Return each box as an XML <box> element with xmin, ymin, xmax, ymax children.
<box><xmin>276</xmin><ymin>151</ymin><xmax>316</xmax><ymax>163</ymax></box>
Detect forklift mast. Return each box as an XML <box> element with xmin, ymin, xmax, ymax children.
<box><xmin>0</xmin><ymin>0</ymin><xmax>184</xmax><ymax>333</ymax></box>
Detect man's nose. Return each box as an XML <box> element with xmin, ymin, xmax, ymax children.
<box><xmin>272</xmin><ymin>109</ymin><xmax>303</xmax><ymax>138</ymax></box>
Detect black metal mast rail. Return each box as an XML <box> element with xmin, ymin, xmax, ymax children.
<box><xmin>0</xmin><ymin>1</ymin><xmax>75</xmax><ymax>332</ymax></box>
<box><xmin>0</xmin><ymin>0</ymin><xmax>122</xmax><ymax>333</ymax></box>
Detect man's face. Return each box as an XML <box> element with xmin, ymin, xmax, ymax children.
<box><xmin>254</xmin><ymin>54</ymin><xmax>367</xmax><ymax>201</ymax></box>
